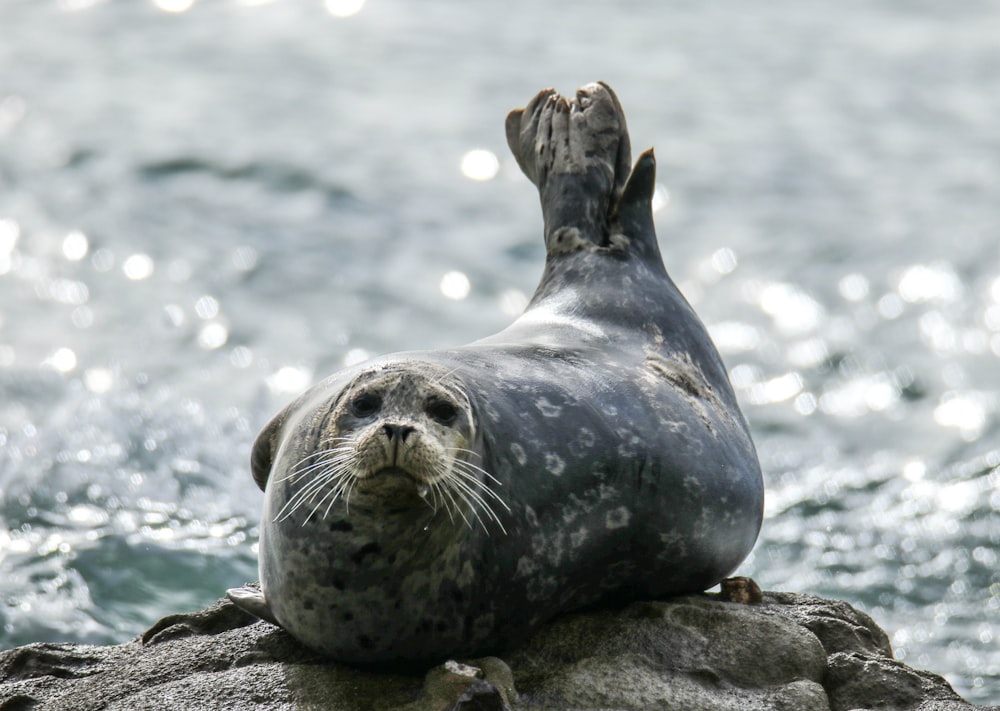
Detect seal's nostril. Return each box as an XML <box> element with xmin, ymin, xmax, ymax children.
<box><xmin>383</xmin><ymin>424</ymin><xmax>415</xmax><ymax>442</ymax></box>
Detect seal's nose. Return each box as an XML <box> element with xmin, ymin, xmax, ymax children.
<box><xmin>382</xmin><ymin>423</ymin><xmax>415</xmax><ymax>442</ymax></box>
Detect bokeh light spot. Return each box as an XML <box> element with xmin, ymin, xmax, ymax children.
<box><xmin>62</xmin><ymin>231</ymin><xmax>89</xmax><ymax>261</ymax></box>
<box><xmin>651</xmin><ymin>183</ymin><xmax>670</xmax><ymax>212</ymax></box>
<box><xmin>460</xmin><ymin>150</ymin><xmax>500</xmax><ymax>181</ymax></box>
<box><xmin>325</xmin><ymin>0</ymin><xmax>365</xmax><ymax>17</ymax></box>
<box><xmin>44</xmin><ymin>348</ymin><xmax>77</xmax><ymax>373</ymax></box>
<box><xmin>154</xmin><ymin>0</ymin><xmax>194</xmax><ymax>12</ymax></box>
<box><xmin>838</xmin><ymin>273</ymin><xmax>870</xmax><ymax>302</ymax></box>
<box><xmin>84</xmin><ymin>368</ymin><xmax>114</xmax><ymax>393</ymax></box>
<box><xmin>898</xmin><ymin>264</ymin><xmax>962</xmax><ymax>304</ymax></box>
<box><xmin>197</xmin><ymin>322</ymin><xmax>229</xmax><ymax>350</ymax></box>
<box><xmin>122</xmin><ymin>254</ymin><xmax>154</xmax><ymax>280</ymax></box>
<box><xmin>266</xmin><ymin>366</ymin><xmax>312</xmax><ymax>394</ymax></box>
<box><xmin>229</xmin><ymin>346</ymin><xmax>253</xmax><ymax>368</ymax></box>
<box><xmin>710</xmin><ymin>247</ymin><xmax>738</xmax><ymax>275</ymax></box>
<box><xmin>440</xmin><ymin>271</ymin><xmax>471</xmax><ymax>300</ymax></box>
<box><xmin>194</xmin><ymin>295</ymin><xmax>220</xmax><ymax>319</ymax></box>
<box><xmin>0</xmin><ymin>218</ymin><xmax>20</xmax><ymax>256</ymax></box>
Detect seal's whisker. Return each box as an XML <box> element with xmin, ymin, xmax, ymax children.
<box><xmin>432</xmin><ymin>461</ymin><xmax>474</xmax><ymax>528</ymax></box>
<box><xmin>290</xmin><ymin>447</ymin><xmax>356</xmax><ymax>472</ymax></box>
<box><xmin>315</xmin><ymin>435</ymin><xmax>355</xmax><ymax>447</ymax></box>
<box><xmin>425</xmin><ymin>480</ymin><xmax>443</xmax><ymax>515</ymax></box>
<box><xmin>440</xmin><ymin>480</ymin><xmax>472</xmax><ymax>529</ymax></box>
<box><xmin>303</xmin><ymin>468</ymin><xmax>353</xmax><ymax>524</ymax></box>
<box><xmin>449</xmin><ymin>482</ymin><xmax>506</xmax><ymax>526</ymax></box>
<box><xmin>275</xmin><ymin>461</ymin><xmax>356</xmax><ymax>523</ymax></box>
<box><xmin>278</xmin><ymin>457</ymin><xmax>344</xmax><ymax>485</ymax></box>
<box><xmin>449</xmin><ymin>483</ymin><xmax>493</xmax><ymax>535</ymax></box>
<box><xmin>279</xmin><ymin>447</ymin><xmax>356</xmax><ymax>481</ymax></box>
<box><xmin>453</xmin><ymin>459</ymin><xmax>503</xmax><ymax>499</ymax></box>
<box><xmin>429</xmin><ymin>365</ymin><xmax>461</xmax><ymax>386</ymax></box>
<box><xmin>290</xmin><ymin>464</ymin><xmax>344</xmax><ymax>502</ymax></box>
<box><xmin>441</xmin><ymin>469</ymin><xmax>507</xmax><ymax>534</ymax></box>
<box><xmin>289</xmin><ymin>443</ymin><xmax>354</xmax><ymax>467</ymax></box>
<box><xmin>446</xmin><ymin>451</ymin><xmax>505</xmax><ymax>487</ymax></box>
<box><xmin>429</xmin><ymin>478</ymin><xmax>456</xmax><ymax>525</ymax></box>
<box><xmin>274</xmin><ymin>469</ymin><xmax>335</xmax><ymax>519</ymax></box>
<box><xmin>450</xmin><ymin>461</ymin><xmax>511</xmax><ymax>511</ymax></box>
<box><xmin>319</xmin><ymin>482</ymin><xmax>349</xmax><ymax>521</ymax></box>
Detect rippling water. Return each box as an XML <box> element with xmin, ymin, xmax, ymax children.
<box><xmin>1</xmin><ymin>0</ymin><xmax>997</xmax><ymax>702</ymax></box>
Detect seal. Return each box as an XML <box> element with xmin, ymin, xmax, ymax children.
<box><xmin>227</xmin><ymin>82</ymin><xmax>764</xmax><ymax>664</ymax></box>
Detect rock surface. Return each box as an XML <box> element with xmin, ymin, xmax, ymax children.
<box><xmin>0</xmin><ymin>590</ymin><xmax>992</xmax><ymax>711</ymax></box>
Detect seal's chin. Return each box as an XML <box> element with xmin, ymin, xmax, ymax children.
<box><xmin>353</xmin><ymin>467</ymin><xmax>426</xmax><ymax>502</ymax></box>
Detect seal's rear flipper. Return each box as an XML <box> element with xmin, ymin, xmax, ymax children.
<box><xmin>611</xmin><ymin>148</ymin><xmax>663</xmax><ymax>266</ymax></box>
<box><xmin>506</xmin><ymin>82</ymin><xmax>632</xmax><ymax>255</ymax></box>
<box><xmin>226</xmin><ymin>585</ymin><xmax>279</xmax><ymax>626</ymax></box>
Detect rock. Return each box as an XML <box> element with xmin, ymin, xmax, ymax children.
<box><xmin>0</xmin><ymin>590</ymin><xmax>992</xmax><ymax>711</ymax></box>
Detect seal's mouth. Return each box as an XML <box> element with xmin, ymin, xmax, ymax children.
<box><xmin>354</xmin><ymin>467</ymin><xmax>425</xmax><ymax>499</ymax></box>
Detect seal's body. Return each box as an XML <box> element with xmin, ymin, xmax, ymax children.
<box><xmin>228</xmin><ymin>83</ymin><xmax>764</xmax><ymax>663</ymax></box>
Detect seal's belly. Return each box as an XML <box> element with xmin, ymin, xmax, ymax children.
<box><xmin>258</xmin><ymin>511</ymin><xmax>505</xmax><ymax>661</ymax></box>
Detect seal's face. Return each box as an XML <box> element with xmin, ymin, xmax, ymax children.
<box><xmin>273</xmin><ymin>365</ymin><xmax>506</xmax><ymax>530</ymax></box>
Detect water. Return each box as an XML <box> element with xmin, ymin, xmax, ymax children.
<box><xmin>0</xmin><ymin>0</ymin><xmax>997</xmax><ymax>702</ymax></box>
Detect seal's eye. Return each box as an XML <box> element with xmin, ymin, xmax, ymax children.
<box><xmin>426</xmin><ymin>400</ymin><xmax>458</xmax><ymax>426</ymax></box>
<box><xmin>349</xmin><ymin>394</ymin><xmax>382</xmax><ymax>418</ymax></box>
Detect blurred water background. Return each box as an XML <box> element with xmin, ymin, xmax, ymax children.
<box><xmin>0</xmin><ymin>0</ymin><xmax>997</xmax><ymax>702</ymax></box>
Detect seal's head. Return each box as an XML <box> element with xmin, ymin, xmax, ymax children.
<box><xmin>269</xmin><ymin>363</ymin><xmax>504</xmax><ymax>531</ymax></box>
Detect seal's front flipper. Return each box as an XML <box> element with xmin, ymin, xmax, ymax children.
<box><xmin>226</xmin><ymin>585</ymin><xmax>279</xmax><ymax>626</ymax></box>
<box><xmin>506</xmin><ymin>82</ymin><xmax>632</xmax><ymax>254</ymax></box>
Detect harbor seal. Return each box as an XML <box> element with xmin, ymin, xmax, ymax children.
<box><xmin>227</xmin><ymin>81</ymin><xmax>764</xmax><ymax>664</ymax></box>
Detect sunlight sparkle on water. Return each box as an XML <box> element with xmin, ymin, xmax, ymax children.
<box><xmin>153</xmin><ymin>0</ymin><xmax>194</xmax><ymax>12</ymax></box>
<box><xmin>460</xmin><ymin>150</ymin><xmax>500</xmax><ymax>181</ymax></box>
<box><xmin>710</xmin><ymin>247</ymin><xmax>738</xmax><ymax>275</ymax></box>
<box><xmin>937</xmin><ymin>479</ymin><xmax>981</xmax><ymax>515</ymax></box>
<box><xmin>194</xmin><ymin>295</ymin><xmax>220</xmax><ymax>319</ymax></box>
<box><xmin>0</xmin><ymin>218</ymin><xmax>20</xmax><ymax>256</ymax></box>
<box><xmin>62</xmin><ymin>231</ymin><xmax>89</xmax><ymax>261</ymax></box>
<box><xmin>68</xmin><ymin>504</ymin><xmax>110</xmax><ymax>527</ymax></box>
<box><xmin>876</xmin><ymin>293</ymin><xmax>905</xmax><ymax>320</ymax></box>
<box><xmin>934</xmin><ymin>393</ymin><xmax>986</xmax><ymax>439</ymax></box>
<box><xmin>898</xmin><ymin>264</ymin><xmax>962</xmax><ymax>304</ymax></box>
<box><xmin>744</xmin><ymin>372</ymin><xmax>803</xmax><ymax>405</ymax></box>
<box><xmin>708</xmin><ymin>322</ymin><xmax>761</xmax><ymax>354</ymax></box>
<box><xmin>757</xmin><ymin>282</ymin><xmax>824</xmax><ymax>335</ymax></box>
<box><xmin>440</xmin><ymin>271</ymin><xmax>471</xmax><ymax>300</ymax></box>
<box><xmin>197</xmin><ymin>322</ymin><xmax>229</xmax><ymax>350</ymax></box>
<box><xmin>84</xmin><ymin>368</ymin><xmax>114</xmax><ymax>393</ymax></box>
<box><xmin>266</xmin><ymin>366</ymin><xmax>312</xmax><ymax>394</ymax></box>
<box><xmin>122</xmin><ymin>254</ymin><xmax>154</xmax><ymax>280</ymax></box>
<box><xmin>838</xmin><ymin>273</ymin><xmax>870</xmax><ymax>302</ymax></box>
<box><xmin>44</xmin><ymin>348</ymin><xmax>77</xmax><ymax>373</ymax></box>
<box><xmin>818</xmin><ymin>374</ymin><xmax>898</xmax><ymax>418</ymax></box>
<box><xmin>651</xmin><ymin>183</ymin><xmax>670</xmax><ymax>212</ymax></box>
<box><xmin>229</xmin><ymin>346</ymin><xmax>253</xmax><ymax>368</ymax></box>
<box><xmin>903</xmin><ymin>460</ymin><xmax>926</xmax><ymax>482</ymax></box>
<box><xmin>325</xmin><ymin>0</ymin><xmax>365</xmax><ymax>17</ymax></box>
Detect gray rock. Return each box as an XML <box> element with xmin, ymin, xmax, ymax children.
<box><xmin>0</xmin><ymin>590</ymin><xmax>992</xmax><ymax>711</ymax></box>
